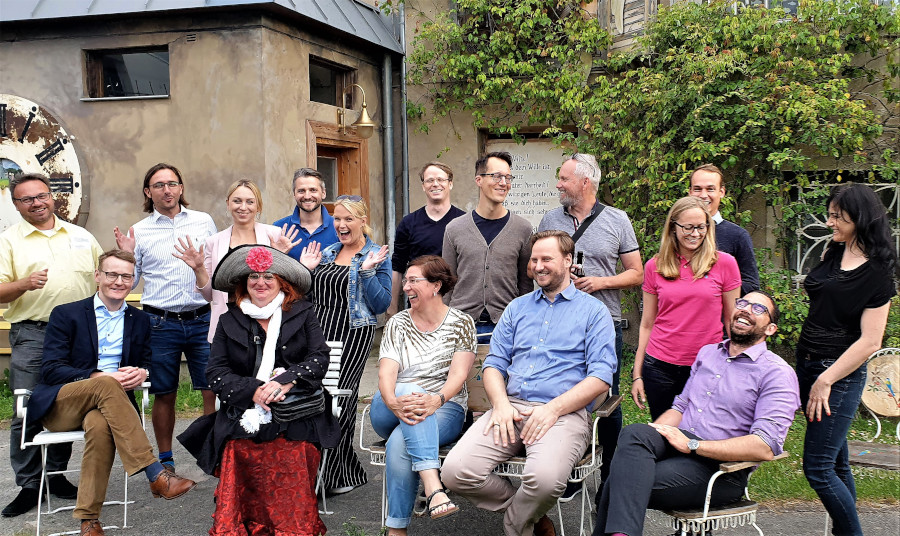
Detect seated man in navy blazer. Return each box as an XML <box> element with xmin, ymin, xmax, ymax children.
<box><xmin>26</xmin><ymin>249</ymin><xmax>196</xmax><ymax>536</ymax></box>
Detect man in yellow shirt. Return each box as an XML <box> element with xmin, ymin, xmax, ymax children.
<box><xmin>0</xmin><ymin>173</ymin><xmax>104</xmax><ymax>518</ymax></box>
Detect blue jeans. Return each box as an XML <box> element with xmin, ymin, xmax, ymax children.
<box><xmin>147</xmin><ymin>312</ymin><xmax>211</xmax><ymax>394</ymax></box>
<box><xmin>475</xmin><ymin>322</ymin><xmax>495</xmax><ymax>345</ymax></box>
<box><xmin>371</xmin><ymin>383</ymin><xmax>465</xmax><ymax>528</ymax></box>
<box><xmin>797</xmin><ymin>351</ymin><xmax>866</xmax><ymax>536</ymax></box>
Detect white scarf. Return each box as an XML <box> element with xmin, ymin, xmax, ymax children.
<box><xmin>237</xmin><ymin>292</ymin><xmax>285</xmax><ymax>434</ymax></box>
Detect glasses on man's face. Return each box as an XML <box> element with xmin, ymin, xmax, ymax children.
<box><xmin>335</xmin><ymin>195</ymin><xmax>363</xmax><ymax>202</ymax></box>
<box><xmin>401</xmin><ymin>277</ymin><xmax>429</xmax><ymax>286</ymax></box>
<box><xmin>673</xmin><ymin>222</ymin><xmax>708</xmax><ymax>235</ymax></box>
<box><xmin>148</xmin><ymin>181</ymin><xmax>182</xmax><ymax>191</ymax></box>
<box><xmin>12</xmin><ymin>192</ymin><xmax>52</xmax><ymax>206</ymax></box>
<box><xmin>478</xmin><ymin>172</ymin><xmax>514</xmax><ymax>185</ymax></box>
<box><xmin>248</xmin><ymin>273</ymin><xmax>276</xmax><ymax>282</ymax></box>
<box><xmin>423</xmin><ymin>178</ymin><xmax>451</xmax><ymax>186</ymax></box>
<box><xmin>100</xmin><ymin>271</ymin><xmax>135</xmax><ymax>284</ymax></box>
<box><xmin>735</xmin><ymin>298</ymin><xmax>770</xmax><ymax>318</ymax></box>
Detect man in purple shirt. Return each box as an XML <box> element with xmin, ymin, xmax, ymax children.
<box><xmin>592</xmin><ymin>291</ymin><xmax>800</xmax><ymax>536</ymax></box>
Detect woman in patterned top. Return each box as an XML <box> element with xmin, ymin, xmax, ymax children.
<box><xmin>370</xmin><ymin>255</ymin><xmax>477</xmax><ymax>535</ymax></box>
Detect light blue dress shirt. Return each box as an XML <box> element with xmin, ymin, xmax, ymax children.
<box><xmin>94</xmin><ymin>294</ymin><xmax>126</xmax><ymax>373</ymax></box>
<box><xmin>483</xmin><ymin>282</ymin><xmax>617</xmax><ymax>409</ymax></box>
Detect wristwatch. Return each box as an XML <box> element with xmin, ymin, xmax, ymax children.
<box><xmin>688</xmin><ymin>438</ymin><xmax>701</xmax><ymax>454</ymax></box>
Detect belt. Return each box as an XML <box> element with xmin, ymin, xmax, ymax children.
<box><xmin>16</xmin><ymin>319</ymin><xmax>48</xmax><ymax>327</ymax></box>
<box><xmin>143</xmin><ymin>304</ymin><xmax>210</xmax><ymax>321</ymax></box>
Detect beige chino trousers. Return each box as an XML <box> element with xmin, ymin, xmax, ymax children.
<box><xmin>442</xmin><ymin>398</ymin><xmax>591</xmax><ymax>536</ymax></box>
<box><xmin>41</xmin><ymin>375</ymin><xmax>157</xmax><ymax>519</ymax></box>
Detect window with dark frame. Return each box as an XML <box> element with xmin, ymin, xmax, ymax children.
<box><xmin>85</xmin><ymin>47</ymin><xmax>170</xmax><ymax>98</ymax></box>
<box><xmin>309</xmin><ymin>56</ymin><xmax>355</xmax><ymax>107</ymax></box>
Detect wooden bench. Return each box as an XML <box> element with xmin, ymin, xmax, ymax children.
<box><xmin>0</xmin><ymin>295</ymin><xmax>143</xmax><ymax>360</ymax></box>
<box><xmin>359</xmin><ymin>344</ymin><xmax>623</xmax><ymax>535</ymax></box>
<box><xmin>848</xmin><ymin>440</ymin><xmax>900</xmax><ymax>474</ymax></box>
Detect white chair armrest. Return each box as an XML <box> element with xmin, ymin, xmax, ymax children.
<box><xmin>136</xmin><ymin>382</ymin><xmax>151</xmax><ymax>429</ymax></box>
<box><xmin>14</xmin><ymin>389</ymin><xmax>31</xmax><ymax>420</ymax></box>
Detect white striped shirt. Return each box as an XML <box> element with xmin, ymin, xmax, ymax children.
<box><xmin>132</xmin><ymin>206</ymin><xmax>217</xmax><ymax>312</ymax></box>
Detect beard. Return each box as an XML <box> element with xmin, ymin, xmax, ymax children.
<box><xmin>729</xmin><ymin>322</ymin><xmax>766</xmax><ymax>346</ymax></box>
<box><xmin>298</xmin><ymin>201</ymin><xmax>321</xmax><ymax>213</ymax></box>
<box><xmin>560</xmin><ymin>192</ymin><xmax>581</xmax><ymax>209</ymax></box>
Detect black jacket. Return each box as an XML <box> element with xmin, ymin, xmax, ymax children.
<box><xmin>27</xmin><ymin>297</ymin><xmax>150</xmax><ymax>423</ymax></box>
<box><xmin>178</xmin><ymin>299</ymin><xmax>340</xmax><ymax>475</ymax></box>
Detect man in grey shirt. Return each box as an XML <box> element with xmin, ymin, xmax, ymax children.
<box><xmin>538</xmin><ymin>153</ymin><xmax>643</xmax><ymax>491</ymax></box>
<box><xmin>443</xmin><ymin>151</ymin><xmax>533</xmax><ymax>343</ymax></box>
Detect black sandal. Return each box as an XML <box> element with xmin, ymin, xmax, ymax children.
<box><xmin>426</xmin><ymin>488</ymin><xmax>459</xmax><ymax>520</ymax></box>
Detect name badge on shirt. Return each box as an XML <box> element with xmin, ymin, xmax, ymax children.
<box><xmin>70</xmin><ymin>236</ymin><xmax>91</xmax><ymax>250</ymax></box>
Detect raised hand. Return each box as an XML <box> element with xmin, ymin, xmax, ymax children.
<box><xmin>273</xmin><ymin>224</ymin><xmax>302</xmax><ymax>254</ymax></box>
<box><xmin>361</xmin><ymin>245</ymin><xmax>390</xmax><ymax>271</ymax></box>
<box><xmin>299</xmin><ymin>241</ymin><xmax>322</xmax><ymax>271</ymax></box>
<box><xmin>173</xmin><ymin>236</ymin><xmax>205</xmax><ymax>270</ymax></box>
<box><xmin>114</xmin><ymin>226</ymin><xmax>136</xmax><ymax>253</ymax></box>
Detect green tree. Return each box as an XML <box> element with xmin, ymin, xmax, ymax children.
<box><xmin>409</xmin><ymin>0</ymin><xmax>899</xmax><ymax>251</ymax></box>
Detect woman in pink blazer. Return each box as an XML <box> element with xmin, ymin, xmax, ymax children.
<box><xmin>175</xmin><ymin>179</ymin><xmax>299</xmax><ymax>341</ymax></box>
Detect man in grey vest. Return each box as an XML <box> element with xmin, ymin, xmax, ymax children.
<box><xmin>538</xmin><ymin>153</ymin><xmax>643</xmax><ymax>496</ymax></box>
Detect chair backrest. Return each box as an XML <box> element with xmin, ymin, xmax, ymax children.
<box><xmin>465</xmin><ymin>344</ymin><xmax>492</xmax><ymax>414</ymax></box>
<box><xmin>322</xmin><ymin>341</ymin><xmax>344</xmax><ymax>392</ymax></box>
<box><xmin>861</xmin><ymin>348</ymin><xmax>900</xmax><ymax>418</ymax></box>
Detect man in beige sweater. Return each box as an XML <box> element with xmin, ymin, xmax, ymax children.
<box><xmin>442</xmin><ymin>151</ymin><xmax>533</xmax><ymax>343</ymax></box>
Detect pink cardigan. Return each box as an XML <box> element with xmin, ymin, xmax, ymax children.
<box><xmin>198</xmin><ymin>223</ymin><xmax>281</xmax><ymax>342</ymax></box>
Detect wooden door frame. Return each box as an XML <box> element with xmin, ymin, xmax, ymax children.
<box><xmin>306</xmin><ymin>120</ymin><xmax>370</xmax><ymax>213</ymax></box>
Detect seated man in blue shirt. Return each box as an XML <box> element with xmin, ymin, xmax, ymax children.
<box><xmin>26</xmin><ymin>249</ymin><xmax>196</xmax><ymax>536</ymax></box>
<box><xmin>443</xmin><ymin>230</ymin><xmax>617</xmax><ymax>536</ymax></box>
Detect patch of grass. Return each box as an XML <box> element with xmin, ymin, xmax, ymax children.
<box><xmin>340</xmin><ymin>518</ymin><xmax>384</xmax><ymax>536</ymax></box>
<box><xmin>1</xmin><ymin>379</ymin><xmax>206</xmax><ymax>425</ymax></box>
<box><xmin>617</xmin><ymin>356</ymin><xmax>900</xmax><ymax>505</ymax></box>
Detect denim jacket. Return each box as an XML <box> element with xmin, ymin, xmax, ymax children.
<box><xmin>319</xmin><ymin>236</ymin><xmax>393</xmax><ymax>328</ymax></box>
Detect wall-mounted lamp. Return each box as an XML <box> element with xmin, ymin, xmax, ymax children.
<box><xmin>338</xmin><ymin>83</ymin><xmax>376</xmax><ymax>139</ymax></box>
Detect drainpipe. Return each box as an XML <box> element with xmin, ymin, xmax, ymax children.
<box><xmin>399</xmin><ymin>3</ymin><xmax>410</xmax><ymax>216</ymax></box>
<box><xmin>382</xmin><ymin>53</ymin><xmax>396</xmax><ymax>248</ymax></box>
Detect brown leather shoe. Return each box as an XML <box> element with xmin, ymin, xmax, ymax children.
<box><xmin>534</xmin><ymin>514</ymin><xmax>556</xmax><ymax>536</ymax></box>
<box><xmin>149</xmin><ymin>469</ymin><xmax>196</xmax><ymax>500</ymax></box>
<box><xmin>80</xmin><ymin>519</ymin><xmax>105</xmax><ymax>536</ymax></box>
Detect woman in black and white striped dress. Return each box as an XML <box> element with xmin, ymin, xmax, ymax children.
<box><xmin>301</xmin><ymin>196</ymin><xmax>392</xmax><ymax>494</ymax></box>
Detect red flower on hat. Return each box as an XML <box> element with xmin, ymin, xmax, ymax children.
<box><xmin>246</xmin><ymin>247</ymin><xmax>273</xmax><ymax>273</ymax></box>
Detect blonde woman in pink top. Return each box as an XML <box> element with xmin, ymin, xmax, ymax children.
<box><xmin>174</xmin><ymin>179</ymin><xmax>300</xmax><ymax>341</ymax></box>
<box><xmin>631</xmin><ymin>196</ymin><xmax>741</xmax><ymax>419</ymax></box>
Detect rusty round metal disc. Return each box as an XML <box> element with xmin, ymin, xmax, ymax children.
<box><xmin>862</xmin><ymin>353</ymin><xmax>900</xmax><ymax>418</ymax></box>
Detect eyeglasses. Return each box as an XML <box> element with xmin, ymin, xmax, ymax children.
<box><xmin>735</xmin><ymin>298</ymin><xmax>770</xmax><ymax>318</ymax></box>
<box><xmin>422</xmin><ymin>178</ymin><xmax>451</xmax><ymax>185</ymax></box>
<box><xmin>12</xmin><ymin>192</ymin><xmax>52</xmax><ymax>205</ymax></box>
<box><xmin>673</xmin><ymin>222</ymin><xmax>708</xmax><ymax>235</ymax></box>
<box><xmin>148</xmin><ymin>181</ymin><xmax>182</xmax><ymax>190</ymax></box>
<box><xmin>335</xmin><ymin>195</ymin><xmax>363</xmax><ymax>202</ymax></box>
<box><xmin>99</xmin><ymin>271</ymin><xmax>134</xmax><ymax>284</ymax></box>
<box><xmin>569</xmin><ymin>154</ymin><xmax>599</xmax><ymax>177</ymax></box>
<box><xmin>401</xmin><ymin>277</ymin><xmax>429</xmax><ymax>285</ymax></box>
<box><xmin>478</xmin><ymin>172</ymin><xmax>515</xmax><ymax>184</ymax></box>
<box><xmin>248</xmin><ymin>273</ymin><xmax>276</xmax><ymax>281</ymax></box>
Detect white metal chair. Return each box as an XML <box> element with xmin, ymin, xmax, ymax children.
<box><xmin>359</xmin><ymin>344</ymin><xmax>622</xmax><ymax>535</ymax></box>
<box><xmin>315</xmin><ymin>340</ymin><xmax>350</xmax><ymax>515</ymax></box>
<box><xmin>14</xmin><ymin>382</ymin><xmax>150</xmax><ymax>536</ymax></box>
<box><xmin>663</xmin><ymin>452</ymin><xmax>789</xmax><ymax>536</ymax></box>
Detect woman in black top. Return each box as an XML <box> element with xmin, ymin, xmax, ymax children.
<box><xmin>796</xmin><ymin>184</ymin><xmax>896</xmax><ymax>536</ymax></box>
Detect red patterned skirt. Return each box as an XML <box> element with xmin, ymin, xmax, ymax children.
<box><xmin>211</xmin><ymin>437</ymin><xmax>326</xmax><ymax>536</ymax></box>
